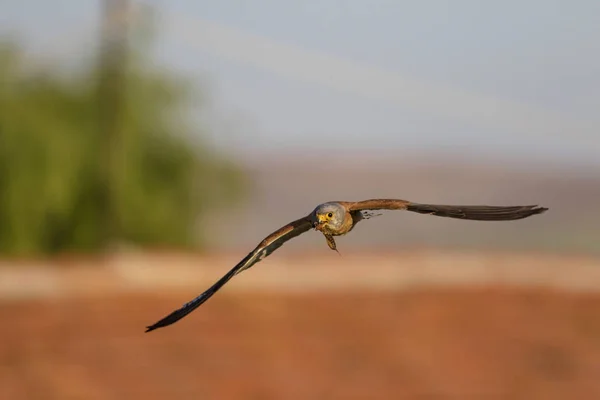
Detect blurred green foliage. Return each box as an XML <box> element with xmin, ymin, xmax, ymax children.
<box><xmin>0</xmin><ymin>36</ymin><xmax>246</xmax><ymax>257</ymax></box>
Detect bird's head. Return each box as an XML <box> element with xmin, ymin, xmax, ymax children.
<box><xmin>311</xmin><ymin>202</ymin><xmax>345</xmax><ymax>232</ymax></box>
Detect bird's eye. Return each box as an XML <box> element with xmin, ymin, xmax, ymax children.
<box><xmin>327</xmin><ymin>212</ymin><xmax>333</xmax><ymax>218</ymax></box>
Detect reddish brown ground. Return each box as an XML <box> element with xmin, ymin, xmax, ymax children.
<box><xmin>1</xmin><ymin>287</ymin><xmax>600</xmax><ymax>400</ymax></box>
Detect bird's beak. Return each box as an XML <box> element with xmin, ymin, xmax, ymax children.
<box><xmin>313</xmin><ymin>215</ymin><xmax>325</xmax><ymax>230</ymax></box>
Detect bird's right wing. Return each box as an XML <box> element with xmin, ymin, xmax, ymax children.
<box><xmin>348</xmin><ymin>199</ymin><xmax>547</xmax><ymax>221</ymax></box>
<box><xmin>145</xmin><ymin>215</ymin><xmax>313</xmax><ymax>332</ymax></box>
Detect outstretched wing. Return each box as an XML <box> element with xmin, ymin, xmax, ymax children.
<box><xmin>145</xmin><ymin>216</ymin><xmax>312</xmax><ymax>332</ymax></box>
<box><xmin>348</xmin><ymin>199</ymin><xmax>548</xmax><ymax>221</ymax></box>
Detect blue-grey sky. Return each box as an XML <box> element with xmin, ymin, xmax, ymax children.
<box><xmin>2</xmin><ymin>0</ymin><xmax>599</xmax><ymax>166</ymax></box>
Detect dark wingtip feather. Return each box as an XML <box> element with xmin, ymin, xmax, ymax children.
<box><xmin>406</xmin><ymin>203</ymin><xmax>549</xmax><ymax>221</ymax></box>
<box><xmin>520</xmin><ymin>205</ymin><xmax>549</xmax><ymax>217</ymax></box>
<box><xmin>144</xmin><ymin>313</ymin><xmax>176</xmax><ymax>333</ymax></box>
<box><xmin>144</xmin><ymin>300</ymin><xmax>206</xmax><ymax>333</ymax></box>
<box><xmin>143</xmin><ymin>260</ymin><xmax>248</xmax><ymax>333</ymax></box>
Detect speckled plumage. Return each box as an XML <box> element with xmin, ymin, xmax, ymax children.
<box><xmin>145</xmin><ymin>198</ymin><xmax>547</xmax><ymax>332</ymax></box>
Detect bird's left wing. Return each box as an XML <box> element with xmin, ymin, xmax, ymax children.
<box><xmin>145</xmin><ymin>216</ymin><xmax>313</xmax><ymax>332</ymax></box>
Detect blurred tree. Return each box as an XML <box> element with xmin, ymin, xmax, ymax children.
<box><xmin>0</xmin><ymin>10</ymin><xmax>246</xmax><ymax>257</ymax></box>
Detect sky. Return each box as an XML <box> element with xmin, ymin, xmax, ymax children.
<box><xmin>2</xmin><ymin>0</ymin><xmax>599</xmax><ymax>166</ymax></box>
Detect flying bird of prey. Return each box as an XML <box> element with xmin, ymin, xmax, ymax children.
<box><xmin>145</xmin><ymin>198</ymin><xmax>547</xmax><ymax>332</ymax></box>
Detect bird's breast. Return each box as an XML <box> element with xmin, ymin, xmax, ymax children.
<box><xmin>329</xmin><ymin>213</ymin><xmax>355</xmax><ymax>236</ymax></box>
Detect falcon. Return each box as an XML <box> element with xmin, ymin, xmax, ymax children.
<box><xmin>145</xmin><ymin>198</ymin><xmax>547</xmax><ymax>332</ymax></box>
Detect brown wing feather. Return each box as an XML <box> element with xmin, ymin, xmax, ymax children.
<box><xmin>348</xmin><ymin>199</ymin><xmax>547</xmax><ymax>221</ymax></box>
<box><xmin>347</xmin><ymin>199</ymin><xmax>410</xmax><ymax>211</ymax></box>
<box><xmin>145</xmin><ymin>216</ymin><xmax>312</xmax><ymax>332</ymax></box>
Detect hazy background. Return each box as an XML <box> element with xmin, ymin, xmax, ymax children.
<box><xmin>1</xmin><ymin>1</ymin><xmax>599</xmax><ymax>399</ymax></box>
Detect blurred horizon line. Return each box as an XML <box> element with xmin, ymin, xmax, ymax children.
<box><xmin>1</xmin><ymin>249</ymin><xmax>599</xmax><ymax>302</ymax></box>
